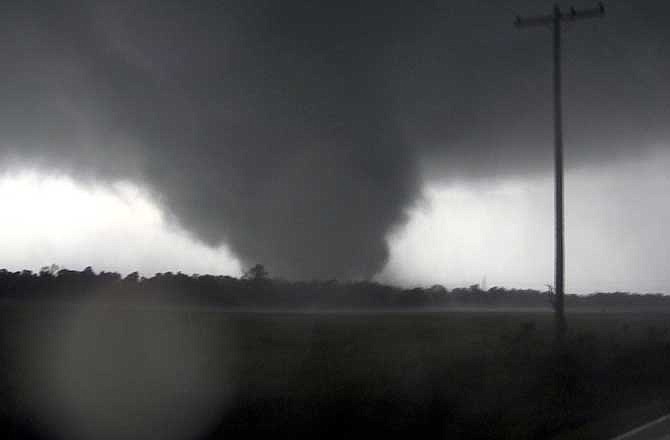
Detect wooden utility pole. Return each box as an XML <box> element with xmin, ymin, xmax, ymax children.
<box><xmin>515</xmin><ymin>3</ymin><xmax>604</xmax><ymax>343</ymax></box>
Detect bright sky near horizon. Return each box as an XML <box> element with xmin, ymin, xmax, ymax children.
<box><xmin>381</xmin><ymin>147</ymin><xmax>670</xmax><ymax>293</ymax></box>
<box><xmin>0</xmin><ymin>172</ymin><xmax>242</xmax><ymax>279</ymax></box>
<box><xmin>2</xmin><ymin>147</ymin><xmax>669</xmax><ymax>294</ymax></box>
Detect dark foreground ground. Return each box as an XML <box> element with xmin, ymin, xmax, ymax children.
<box><xmin>1</xmin><ymin>303</ymin><xmax>670</xmax><ymax>439</ymax></box>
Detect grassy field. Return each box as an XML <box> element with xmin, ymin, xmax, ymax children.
<box><xmin>1</xmin><ymin>303</ymin><xmax>670</xmax><ymax>439</ymax></box>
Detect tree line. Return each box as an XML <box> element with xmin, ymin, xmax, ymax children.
<box><xmin>0</xmin><ymin>264</ymin><xmax>668</xmax><ymax>309</ymax></box>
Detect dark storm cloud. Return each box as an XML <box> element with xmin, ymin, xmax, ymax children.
<box><xmin>0</xmin><ymin>0</ymin><xmax>668</xmax><ymax>279</ymax></box>
<box><xmin>384</xmin><ymin>0</ymin><xmax>670</xmax><ymax>182</ymax></box>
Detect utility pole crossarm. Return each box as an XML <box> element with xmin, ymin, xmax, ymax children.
<box><xmin>514</xmin><ymin>2</ymin><xmax>604</xmax><ymax>28</ymax></box>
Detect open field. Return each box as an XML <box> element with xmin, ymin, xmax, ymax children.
<box><xmin>1</xmin><ymin>304</ymin><xmax>670</xmax><ymax>439</ymax></box>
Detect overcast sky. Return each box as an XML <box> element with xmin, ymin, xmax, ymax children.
<box><xmin>0</xmin><ymin>0</ymin><xmax>668</xmax><ymax>292</ymax></box>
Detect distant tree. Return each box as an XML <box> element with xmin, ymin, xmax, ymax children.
<box><xmin>427</xmin><ymin>285</ymin><xmax>448</xmax><ymax>304</ymax></box>
<box><xmin>429</xmin><ymin>284</ymin><xmax>447</xmax><ymax>294</ymax></box>
<box><xmin>545</xmin><ymin>284</ymin><xmax>555</xmax><ymax>306</ymax></box>
<box><xmin>243</xmin><ymin>264</ymin><xmax>269</xmax><ymax>281</ymax></box>
<box><xmin>124</xmin><ymin>272</ymin><xmax>140</xmax><ymax>283</ymax></box>
<box><xmin>99</xmin><ymin>271</ymin><xmax>122</xmax><ymax>283</ymax></box>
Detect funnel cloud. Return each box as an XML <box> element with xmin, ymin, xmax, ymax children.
<box><xmin>0</xmin><ymin>1</ymin><xmax>668</xmax><ymax>280</ymax></box>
